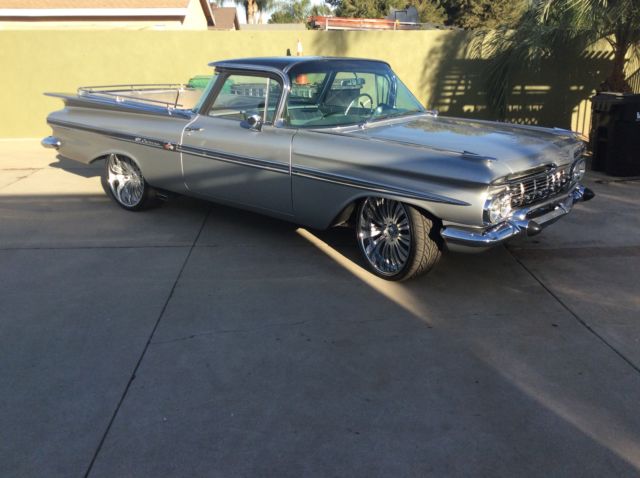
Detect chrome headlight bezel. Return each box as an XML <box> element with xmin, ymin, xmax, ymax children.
<box><xmin>483</xmin><ymin>188</ymin><xmax>513</xmax><ymax>226</ymax></box>
<box><xmin>571</xmin><ymin>157</ymin><xmax>587</xmax><ymax>182</ymax></box>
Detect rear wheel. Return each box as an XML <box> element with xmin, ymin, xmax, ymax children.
<box><xmin>356</xmin><ymin>197</ymin><xmax>442</xmax><ymax>281</ymax></box>
<box><xmin>101</xmin><ymin>154</ymin><xmax>158</xmax><ymax>211</ymax></box>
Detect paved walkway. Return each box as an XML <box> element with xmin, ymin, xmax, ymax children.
<box><xmin>1</xmin><ymin>140</ymin><xmax>639</xmax><ymax>477</ymax></box>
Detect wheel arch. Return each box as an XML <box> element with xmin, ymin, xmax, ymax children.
<box><xmin>91</xmin><ymin>150</ymin><xmax>155</xmax><ymax>190</ymax></box>
<box><xmin>329</xmin><ymin>192</ymin><xmax>442</xmax><ymax>229</ymax></box>
<box><xmin>89</xmin><ymin>149</ymin><xmax>141</xmax><ymax>166</ymax></box>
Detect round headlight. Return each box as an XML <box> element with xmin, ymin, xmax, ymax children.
<box><xmin>572</xmin><ymin>157</ymin><xmax>586</xmax><ymax>182</ymax></box>
<box><xmin>484</xmin><ymin>191</ymin><xmax>513</xmax><ymax>225</ymax></box>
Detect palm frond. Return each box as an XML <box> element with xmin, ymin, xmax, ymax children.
<box><xmin>474</xmin><ymin>0</ymin><xmax>639</xmax><ymax>116</ymax></box>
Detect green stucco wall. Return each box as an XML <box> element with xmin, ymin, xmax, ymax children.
<box><xmin>0</xmin><ymin>30</ymin><xmax>612</xmax><ymax>138</ymax></box>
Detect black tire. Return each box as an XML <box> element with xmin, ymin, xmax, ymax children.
<box><xmin>100</xmin><ymin>154</ymin><xmax>159</xmax><ymax>211</ymax></box>
<box><xmin>356</xmin><ymin>197</ymin><xmax>442</xmax><ymax>281</ymax></box>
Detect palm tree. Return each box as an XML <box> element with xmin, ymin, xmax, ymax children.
<box><xmin>269</xmin><ymin>0</ymin><xmax>332</xmax><ymax>23</ymax></box>
<box><xmin>235</xmin><ymin>0</ymin><xmax>273</xmax><ymax>23</ymax></box>
<box><xmin>476</xmin><ymin>0</ymin><xmax>640</xmax><ymax>116</ymax></box>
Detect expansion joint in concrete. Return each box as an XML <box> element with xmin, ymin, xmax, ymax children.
<box><xmin>508</xmin><ymin>248</ymin><xmax>640</xmax><ymax>378</ymax></box>
<box><xmin>82</xmin><ymin>205</ymin><xmax>213</xmax><ymax>478</ymax></box>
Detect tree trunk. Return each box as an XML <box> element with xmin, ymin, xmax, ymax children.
<box><xmin>247</xmin><ymin>0</ymin><xmax>255</xmax><ymax>24</ymax></box>
<box><xmin>600</xmin><ymin>33</ymin><xmax>632</xmax><ymax>92</ymax></box>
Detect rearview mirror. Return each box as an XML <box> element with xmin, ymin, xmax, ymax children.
<box><xmin>241</xmin><ymin>114</ymin><xmax>263</xmax><ymax>131</ymax></box>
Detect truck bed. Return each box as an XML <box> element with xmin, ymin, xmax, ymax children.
<box><xmin>78</xmin><ymin>84</ymin><xmax>204</xmax><ymax>109</ymax></box>
<box><xmin>46</xmin><ymin>84</ymin><xmax>205</xmax><ymax>119</ymax></box>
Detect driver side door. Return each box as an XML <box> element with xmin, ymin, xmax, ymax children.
<box><xmin>180</xmin><ymin>72</ymin><xmax>294</xmax><ymax>217</ymax></box>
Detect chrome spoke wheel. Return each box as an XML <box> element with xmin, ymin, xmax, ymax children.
<box><xmin>106</xmin><ymin>154</ymin><xmax>145</xmax><ymax>208</ymax></box>
<box><xmin>357</xmin><ymin>197</ymin><xmax>412</xmax><ymax>277</ymax></box>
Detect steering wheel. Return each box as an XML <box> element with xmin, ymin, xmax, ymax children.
<box><xmin>344</xmin><ymin>93</ymin><xmax>374</xmax><ymax>116</ymax></box>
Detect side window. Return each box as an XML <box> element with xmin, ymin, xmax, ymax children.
<box><xmin>375</xmin><ymin>75</ymin><xmax>391</xmax><ymax>106</ymax></box>
<box><xmin>207</xmin><ymin>74</ymin><xmax>282</xmax><ymax>123</ymax></box>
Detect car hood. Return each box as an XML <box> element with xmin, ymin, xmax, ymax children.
<box><xmin>346</xmin><ymin>114</ymin><xmax>582</xmax><ymax>176</ymax></box>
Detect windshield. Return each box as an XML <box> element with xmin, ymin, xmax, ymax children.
<box><xmin>285</xmin><ymin>61</ymin><xmax>424</xmax><ymax>128</ymax></box>
<box><xmin>192</xmin><ymin>74</ymin><xmax>218</xmax><ymax>112</ymax></box>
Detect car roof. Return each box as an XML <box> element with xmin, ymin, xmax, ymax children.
<box><xmin>209</xmin><ymin>56</ymin><xmax>391</xmax><ymax>74</ymax></box>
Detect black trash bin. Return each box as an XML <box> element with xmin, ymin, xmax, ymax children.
<box><xmin>590</xmin><ymin>92</ymin><xmax>640</xmax><ymax>177</ymax></box>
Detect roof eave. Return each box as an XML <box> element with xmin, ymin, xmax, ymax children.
<box><xmin>198</xmin><ymin>0</ymin><xmax>214</xmax><ymax>26</ymax></box>
<box><xmin>0</xmin><ymin>8</ymin><xmax>188</xmax><ymax>17</ymax></box>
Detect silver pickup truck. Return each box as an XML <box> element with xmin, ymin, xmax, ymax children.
<box><xmin>42</xmin><ymin>56</ymin><xmax>594</xmax><ymax>281</ymax></box>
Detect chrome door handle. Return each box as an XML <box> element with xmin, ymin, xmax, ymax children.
<box><xmin>185</xmin><ymin>126</ymin><xmax>204</xmax><ymax>133</ymax></box>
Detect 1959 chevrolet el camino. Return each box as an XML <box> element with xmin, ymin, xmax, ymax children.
<box><xmin>42</xmin><ymin>56</ymin><xmax>594</xmax><ymax>281</ymax></box>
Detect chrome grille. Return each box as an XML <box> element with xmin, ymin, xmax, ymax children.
<box><xmin>507</xmin><ymin>165</ymin><xmax>572</xmax><ymax>208</ymax></box>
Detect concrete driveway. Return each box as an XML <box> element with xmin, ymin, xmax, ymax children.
<box><xmin>1</xmin><ymin>140</ymin><xmax>639</xmax><ymax>477</ymax></box>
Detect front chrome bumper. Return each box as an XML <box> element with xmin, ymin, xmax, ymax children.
<box><xmin>441</xmin><ymin>185</ymin><xmax>595</xmax><ymax>248</ymax></box>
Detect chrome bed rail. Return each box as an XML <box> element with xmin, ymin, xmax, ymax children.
<box><xmin>77</xmin><ymin>84</ymin><xmax>190</xmax><ymax>110</ymax></box>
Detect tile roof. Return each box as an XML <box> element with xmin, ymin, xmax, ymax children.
<box><xmin>211</xmin><ymin>6</ymin><xmax>238</xmax><ymax>30</ymax></box>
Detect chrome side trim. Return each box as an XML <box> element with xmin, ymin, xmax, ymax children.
<box><xmin>292</xmin><ymin>166</ymin><xmax>470</xmax><ymax>206</ymax></box>
<box><xmin>48</xmin><ymin>119</ymin><xmax>470</xmax><ymax>206</ymax></box>
<box><xmin>48</xmin><ymin>119</ymin><xmax>174</xmax><ymax>151</ymax></box>
<box><xmin>48</xmin><ymin>118</ymin><xmax>290</xmax><ymax>175</ymax></box>
<box><xmin>41</xmin><ymin>135</ymin><xmax>61</xmax><ymax>150</ymax></box>
<box><xmin>177</xmin><ymin>144</ymin><xmax>289</xmax><ymax>174</ymax></box>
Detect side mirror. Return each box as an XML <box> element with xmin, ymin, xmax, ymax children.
<box><xmin>241</xmin><ymin>114</ymin><xmax>263</xmax><ymax>131</ymax></box>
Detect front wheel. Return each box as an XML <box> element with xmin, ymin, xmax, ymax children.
<box><xmin>356</xmin><ymin>197</ymin><xmax>442</xmax><ymax>281</ymax></box>
<box><xmin>101</xmin><ymin>154</ymin><xmax>158</xmax><ymax>211</ymax></box>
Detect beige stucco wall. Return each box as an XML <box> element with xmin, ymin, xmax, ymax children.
<box><xmin>0</xmin><ymin>29</ymin><xmax>612</xmax><ymax>137</ymax></box>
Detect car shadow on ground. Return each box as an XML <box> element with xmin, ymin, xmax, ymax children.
<box><xmin>49</xmin><ymin>155</ymin><xmax>102</xmax><ymax>179</ymax></box>
<box><xmin>198</xmin><ymin>197</ymin><xmax>469</xmax><ymax>285</ymax></box>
